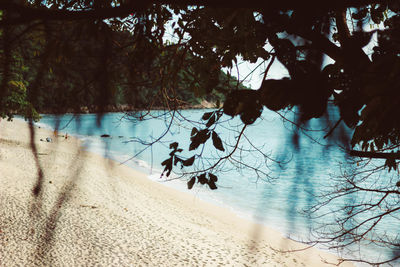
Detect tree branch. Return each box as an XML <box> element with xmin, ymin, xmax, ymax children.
<box><xmin>294</xmin><ymin>30</ymin><xmax>343</xmax><ymax>61</ymax></box>
<box><xmin>0</xmin><ymin>0</ymin><xmax>388</xmax><ymax>26</ymax></box>
<box><xmin>0</xmin><ymin>2</ymin><xmax>148</xmax><ymax>26</ymax></box>
<box><xmin>323</xmin><ymin>118</ymin><xmax>343</xmax><ymax>139</ymax></box>
<box><xmin>335</xmin><ymin>8</ymin><xmax>351</xmax><ymax>48</ymax></box>
<box><xmin>350</xmin><ymin>150</ymin><xmax>400</xmax><ymax>159</ymax></box>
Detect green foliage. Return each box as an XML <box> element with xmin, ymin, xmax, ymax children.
<box><xmin>0</xmin><ymin>17</ymin><xmax>244</xmax><ymax>115</ymax></box>
<box><xmin>0</xmin><ymin>80</ymin><xmax>39</xmax><ymax>121</ymax></box>
<box><xmin>1</xmin><ymin>1</ymin><xmax>399</xmax><ymax>177</ymax></box>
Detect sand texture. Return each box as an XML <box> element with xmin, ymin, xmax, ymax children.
<box><xmin>0</xmin><ymin>119</ymin><xmax>353</xmax><ymax>266</ymax></box>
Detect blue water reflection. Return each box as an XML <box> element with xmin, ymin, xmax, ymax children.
<box><xmin>36</xmin><ymin>107</ymin><xmax>398</xmax><ymax>265</ymax></box>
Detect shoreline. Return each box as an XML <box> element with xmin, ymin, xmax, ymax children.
<box><xmin>34</xmin><ymin>99</ymin><xmax>219</xmax><ymax>115</ymax></box>
<box><xmin>0</xmin><ymin>119</ymin><xmax>353</xmax><ymax>266</ymax></box>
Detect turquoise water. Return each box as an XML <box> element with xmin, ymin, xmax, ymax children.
<box><xmin>35</xmin><ymin>108</ymin><xmax>398</xmax><ymax>265</ymax></box>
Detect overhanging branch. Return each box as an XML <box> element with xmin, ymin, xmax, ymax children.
<box><xmin>0</xmin><ymin>2</ymin><xmax>148</xmax><ymax>26</ymax></box>
<box><xmin>0</xmin><ymin>0</ymin><xmax>389</xmax><ymax>26</ymax></box>
<box><xmin>294</xmin><ymin>30</ymin><xmax>343</xmax><ymax>61</ymax></box>
<box><xmin>350</xmin><ymin>150</ymin><xmax>400</xmax><ymax>160</ymax></box>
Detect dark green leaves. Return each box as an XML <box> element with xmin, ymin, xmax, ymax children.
<box><xmin>182</xmin><ymin>155</ymin><xmax>195</xmax><ymax>166</ymax></box>
<box><xmin>206</xmin><ymin>114</ymin><xmax>216</xmax><ymax>127</ymax></box>
<box><xmin>198</xmin><ymin>173</ymin><xmax>208</xmax><ymax>184</ymax></box>
<box><xmin>212</xmin><ymin>131</ymin><xmax>224</xmax><ymax>151</ymax></box>
<box><xmin>385</xmin><ymin>158</ymin><xmax>397</xmax><ymax>173</ymax></box>
<box><xmin>209</xmin><ymin>173</ymin><xmax>218</xmax><ymax>182</ymax></box>
<box><xmin>190</xmin><ymin>121</ymin><xmax>224</xmax><ymax>152</ymax></box>
<box><xmin>351</xmin><ymin>9</ymin><xmax>367</xmax><ymax>20</ymax></box>
<box><xmin>371</xmin><ymin>5</ymin><xmax>385</xmax><ymax>24</ymax></box>
<box><xmin>191</xmin><ymin>127</ymin><xmax>198</xmax><ymax>137</ymax></box>
<box><xmin>201</xmin><ymin>111</ymin><xmax>220</xmax><ymax>128</ymax></box>
<box><xmin>202</xmin><ymin>112</ymin><xmax>213</xmax><ymax>120</ymax></box>
<box><xmin>189</xmin><ymin>129</ymin><xmax>210</xmax><ymax>151</ymax></box>
<box><xmin>161</xmin><ymin>158</ymin><xmax>173</xmax><ymax>177</ymax></box>
<box><xmin>187</xmin><ymin>177</ymin><xmax>196</xmax><ymax>189</ymax></box>
<box><xmin>161</xmin><ymin>142</ymin><xmax>196</xmax><ymax>178</ymax></box>
<box><xmin>223</xmin><ymin>90</ymin><xmax>263</xmax><ymax>125</ymax></box>
<box><xmin>187</xmin><ymin>173</ymin><xmax>218</xmax><ymax>190</ymax></box>
<box><xmin>169</xmin><ymin>142</ymin><xmax>179</xmax><ymax>150</ymax></box>
<box><xmin>259</xmin><ymin>79</ymin><xmax>293</xmax><ymax>111</ymax></box>
<box><xmin>208</xmin><ymin>173</ymin><xmax>218</xmax><ymax>190</ymax></box>
<box><xmin>208</xmin><ymin>179</ymin><xmax>217</xmax><ymax>190</ymax></box>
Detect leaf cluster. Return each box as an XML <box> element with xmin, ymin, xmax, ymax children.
<box><xmin>187</xmin><ymin>172</ymin><xmax>218</xmax><ymax>190</ymax></box>
<box><xmin>189</xmin><ymin>110</ymin><xmax>224</xmax><ymax>151</ymax></box>
<box><xmin>161</xmin><ymin>142</ymin><xmax>195</xmax><ymax>178</ymax></box>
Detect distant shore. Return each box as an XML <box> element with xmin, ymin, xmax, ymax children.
<box><xmin>37</xmin><ymin>99</ymin><xmax>219</xmax><ymax>114</ymax></box>
<box><xmin>0</xmin><ymin>119</ymin><xmax>353</xmax><ymax>266</ymax></box>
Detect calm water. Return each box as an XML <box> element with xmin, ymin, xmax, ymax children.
<box><xmin>35</xmin><ymin>107</ymin><xmax>398</xmax><ymax>265</ymax></box>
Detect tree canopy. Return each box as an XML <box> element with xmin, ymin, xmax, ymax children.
<box><xmin>1</xmin><ymin>0</ymin><xmax>400</xmax><ymax>265</ymax></box>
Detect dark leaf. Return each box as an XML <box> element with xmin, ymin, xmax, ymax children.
<box><xmin>161</xmin><ymin>158</ymin><xmax>172</xmax><ymax>166</ymax></box>
<box><xmin>182</xmin><ymin>155</ymin><xmax>195</xmax><ymax>166</ymax></box>
<box><xmin>169</xmin><ymin>142</ymin><xmax>179</xmax><ymax>149</ymax></box>
<box><xmin>198</xmin><ymin>130</ymin><xmax>211</xmax><ymax>143</ymax></box>
<box><xmin>212</xmin><ymin>131</ymin><xmax>225</xmax><ymax>151</ymax></box>
<box><xmin>223</xmin><ymin>89</ymin><xmax>264</xmax><ymax>125</ymax></box>
<box><xmin>240</xmin><ymin>106</ymin><xmax>263</xmax><ymax>125</ymax></box>
<box><xmin>191</xmin><ymin>127</ymin><xmax>198</xmax><ymax>137</ymax></box>
<box><xmin>223</xmin><ymin>90</ymin><xmax>257</xmax><ymax>117</ymax></box>
<box><xmin>340</xmin><ymin>105</ymin><xmax>359</xmax><ymax>128</ymax></box>
<box><xmin>209</xmin><ymin>173</ymin><xmax>218</xmax><ymax>182</ymax></box>
<box><xmin>223</xmin><ymin>92</ymin><xmax>240</xmax><ymax>116</ymax></box>
<box><xmin>208</xmin><ymin>180</ymin><xmax>217</xmax><ymax>190</ymax></box>
<box><xmin>198</xmin><ymin>173</ymin><xmax>208</xmax><ymax>184</ymax></box>
<box><xmin>351</xmin><ymin>9</ymin><xmax>367</xmax><ymax>20</ymax></box>
<box><xmin>206</xmin><ymin>114</ymin><xmax>216</xmax><ymax>128</ymax></box>
<box><xmin>385</xmin><ymin>158</ymin><xmax>396</xmax><ymax>172</ymax></box>
<box><xmin>371</xmin><ymin>7</ymin><xmax>384</xmax><ymax>24</ymax></box>
<box><xmin>189</xmin><ymin>141</ymin><xmax>200</xmax><ymax>151</ymax></box>
<box><xmin>396</xmin><ymin>181</ymin><xmax>400</xmax><ymax>187</ymax></box>
<box><xmin>260</xmin><ymin>79</ymin><xmax>293</xmax><ymax>111</ymax></box>
<box><xmin>189</xmin><ymin>129</ymin><xmax>210</xmax><ymax>150</ymax></box>
<box><xmin>174</xmin><ymin>156</ymin><xmax>181</xmax><ymax>166</ymax></box>
<box><xmin>161</xmin><ymin>158</ymin><xmax>173</xmax><ymax>177</ymax></box>
<box><xmin>190</xmin><ymin>129</ymin><xmax>211</xmax><ymax>151</ymax></box>
<box><xmin>202</xmin><ymin>112</ymin><xmax>214</xmax><ymax>120</ymax></box>
<box><xmin>187</xmin><ymin>177</ymin><xmax>196</xmax><ymax>189</ymax></box>
<box><xmin>190</xmin><ymin>132</ymin><xmax>197</xmax><ymax>142</ymax></box>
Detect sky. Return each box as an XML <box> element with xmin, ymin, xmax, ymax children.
<box><xmin>162</xmin><ymin>9</ymin><xmax>385</xmax><ymax>91</ymax></box>
<box><xmin>225</xmin><ymin>56</ymin><xmax>290</xmax><ymax>89</ymax></box>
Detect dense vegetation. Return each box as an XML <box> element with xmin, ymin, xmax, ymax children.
<box><xmin>0</xmin><ymin>19</ymin><xmax>245</xmax><ymax>117</ymax></box>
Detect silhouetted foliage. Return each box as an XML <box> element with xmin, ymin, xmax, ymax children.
<box><xmin>0</xmin><ymin>11</ymin><xmax>245</xmax><ymax>115</ymax></box>
<box><xmin>1</xmin><ymin>0</ymin><xmax>400</xmax><ymax>265</ymax></box>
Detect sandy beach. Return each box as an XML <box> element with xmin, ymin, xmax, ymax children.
<box><xmin>0</xmin><ymin>119</ymin><xmax>353</xmax><ymax>266</ymax></box>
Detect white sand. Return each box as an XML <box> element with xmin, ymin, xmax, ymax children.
<box><xmin>0</xmin><ymin>119</ymin><xmax>353</xmax><ymax>266</ymax></box>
